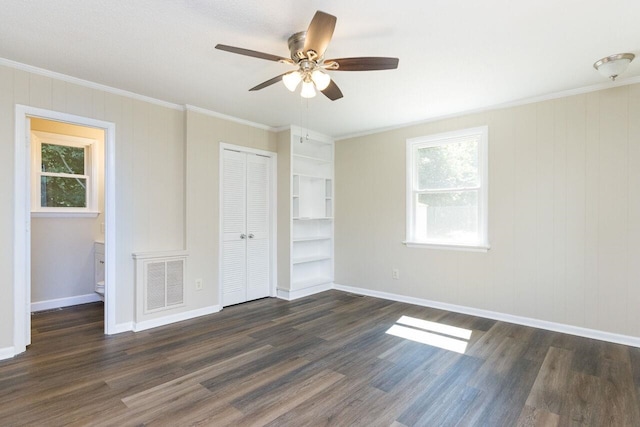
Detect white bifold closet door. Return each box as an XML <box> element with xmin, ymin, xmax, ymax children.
<box><xmin>222</xmin><ymin>149</ymin><xmax>271</xmax><ymax>306</ymax></box>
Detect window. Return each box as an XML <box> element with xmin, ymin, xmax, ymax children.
<box><xmin>31</xmin><ymin>131</ymin><xmax>98</xmax><ymax>216</ymax></box>
<box><xmin>406</xmin><ymin>126</ymin><xmax>488</xmax><ymax>251</ymax></box>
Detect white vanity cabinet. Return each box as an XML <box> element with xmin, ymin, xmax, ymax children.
<box><xmin>95</xmin><ymin>242</ymin><xmax>105</xmax><ymax>300</ymax></box>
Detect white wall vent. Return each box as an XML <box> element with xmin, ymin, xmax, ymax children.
<box><xmin>133</xmin><ymin>251</ymin><xmax>187</xmax><ymax>316</ymax></box>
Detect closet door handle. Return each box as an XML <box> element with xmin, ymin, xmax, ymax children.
<box><xmin>248</xmin><ymin>233</ymin><xmax>255</xmax><ymax>239</ymax></box>
<box><xmin>240</xmin><ymin>234</ymin><xmax>246</xmax><ymax>239</ymax></box>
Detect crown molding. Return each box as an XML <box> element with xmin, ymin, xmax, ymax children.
<box><xmin>0</xmin><ymin>57</ymin><xmax>284</xmax><ymax>132</ymax></box>
<box><xmin>184</xmin><ymin>105</ymin><xmax>275</xmax><ymax>131</ymax></box>
<box><xmin>0</xmin><ymin>57</ymin><xmax>184</xmax><ymax>111</ymax></box>
<box><xmin>335</xmin><ymin>76</ymin><xmax>640</xmax><ymax>141</ymax></box>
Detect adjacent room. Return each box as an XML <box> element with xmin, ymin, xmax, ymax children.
<box><xmin>1</xmin><ymin>1</ymin><xmax>639</xmax><ymax>425</ymax></box>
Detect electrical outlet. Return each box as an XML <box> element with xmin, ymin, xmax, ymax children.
<box><xmin>392</xmin><ymin>268</ymin><xmax>400</xmax><ymax>280</ymax></box>
<box><xmin>195</xmin><ymin>279</ymin><xmax>203</xmax><ymax>291</ymax></box>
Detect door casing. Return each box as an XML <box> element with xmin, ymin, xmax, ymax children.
<box><xmin>13</xmin><ymin>105</ymin><xmax>117</xmax><ymax>356</ymax></box>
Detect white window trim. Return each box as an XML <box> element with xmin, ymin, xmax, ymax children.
<box><xmin>405</xmin><ymin>126</ymin><xmax>489</xmax><ymax>252</ymax></box>
<box><xmin>31</xmin><ymin>131</ymin><xmax>100</xmax><ymax>217</ymax></box>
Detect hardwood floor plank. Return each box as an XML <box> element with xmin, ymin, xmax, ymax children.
<box><xmin>232</xmin><ymin>368</ymin><xmax>345</xmax><ymax>426</ymax></box>
<box><xmin>559</xmin><ymin>371</ymin><xmax>605</xmax><ymax>425</ymax></box>
<box><xmin>468</xmin><ymin>336</ymin><xmax>526</xmax><ymax>391</ymax></box>
<box><xmin>396</xmin><ymin>354</ymin><xmax>484</xmax><ymax>426</ymax></box>
<box><xmin>525</xmin><ymin>346</ymin><xmax>573</xmax><ymax>414</ymax></box>
<box><xmin>516</xmin><ymin>404</ymin><xmax>560</xmax><ymax>426</ymax></box>
<box><xmin>595</xmin><ymin>348</ymin><xmax>640</xmax><ymax>426</ymax></box>
<box><xmin>470</xmin><ymin>356</ymin><xmax>541</xmax><ymax>426</ymax></box>
<box><xmin>121</xmin><ymin>345</ymin><xmax>274</xmax><ymax>406</ymax></box>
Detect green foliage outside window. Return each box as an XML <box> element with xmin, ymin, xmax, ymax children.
<box><xmin>40</xmin><ymin>143</ymin><xmax>87</xmax><ymax>208</ymax></box>
<box><xmin>416</xmin><ymin>138</ymin><xmax>478</xmax><ymax>206</ymax></box>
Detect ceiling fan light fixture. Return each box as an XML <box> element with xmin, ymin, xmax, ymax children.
<box><xmin>282</xmin><ymin>71</ymin><xmax>302</xmax><ymax>91</ymax></box>
<box><xmin>311</xmin><ymin>69</ymin><xmax>331</xmax><ymax>90</ymax></box>
<box><xmin>300</xmin><ymin>80</ymin><xmax>317</xmax><ymax>98</ymax></box>
<box><xmin>594</xmin><ymin>53</ymin><xmax>635</xmax><ymax>81</ymax></box>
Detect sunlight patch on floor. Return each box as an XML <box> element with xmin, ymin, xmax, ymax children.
<box><xmin>386</xmin><ymin>315</ymin><xmax>472</xmax><ymax>354</ymax></box>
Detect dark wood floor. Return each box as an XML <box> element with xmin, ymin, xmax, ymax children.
<box><xmin>1</xmin><ymin>290</ymin><xmax>639</xmax><ymax>426</ymax></box>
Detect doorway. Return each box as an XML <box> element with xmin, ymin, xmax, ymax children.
<box><xmin>30</xmin><ymin>120</ymin><xmax>105</xmax><ymax>320</ymax></box>
<box><xmin>219</xmin><ymin>143</ymin><xmax>277</xmax><ymax>307</ymax></box>
<box><xmin>13</xmin><ymin>106</ymin><xmax>116</xmax><ymax>356</ymax></box>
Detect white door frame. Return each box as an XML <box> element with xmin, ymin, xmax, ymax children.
<box><xmin>219</xmin><ymin>142</ymin><xmax>277</xmax><ymax>307</ymax></box>
<box><xmin>13</xmin><ymin>105</ymin><xmax>117</xmax><ymax>356</ymax></box>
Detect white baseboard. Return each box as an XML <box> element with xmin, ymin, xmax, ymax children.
<box><xmin>0</xmin><ymin>346</ymin><xmax>16</xmax><ymax>361</ymax></box>
<box><xmin>31</xmin><ymin>293</ymin><xmax>103</xmax><ymax>312</ymax></box>
<box><xmin>277</xmin><ymin>282</ymin><xmax>333</xmax><ymax>301</ymax></box>
<box><xmin>110</xmin><ymin>322</ymin><xmax>134</xmax><ymax>335</ymax></box>
<box><xmin>133</xmin><ymin>305</ymin><xmax>221</xmax><ymax>332</ymax></box>
<box><xmin>333</xmin><ymin>283</ymin><xmax>640</xmax><ymax>349</ymax></box>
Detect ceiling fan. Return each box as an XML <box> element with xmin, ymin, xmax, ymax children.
<box><xmin>215</xmin><ymin>10</ymin><xmax>399</xmax><ymax>100</ymax></box>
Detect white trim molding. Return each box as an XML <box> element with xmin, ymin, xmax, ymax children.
<box><xmin>0</xmin><ymin>59</ymin><xmax>278</xmax><ymax>133</ymax></box>
<box><xmin>334</xmin><ymin>75</ymin><xmax>640</xmax><ymax>141</ymax></box>
<box><xmin>333</xmin><ymin>284</ymin><xmax>640</xmax><ymax>349</ymax></box>
<box><xmin>31</xmin><ymin>294</ymin><xmax>102</xmax><ymax>312</ymax></box>
<box><xmin>277</xmin><ymin>282</ymin><xmax>333</xmax><ymax>301</ymax></box>
<box><xmin>185</xmin><ymin>105</ymin><xmax>275</xmax><ymax>132</ymax></box>
<box><xmin>0</xmin><ymin>57</ymin><xmax>183</xmax><ymax>111</ymax></box>
<box><xmin>133</xmin><ymin>305</ymin><xmax>221</xmax><ymax>332</ymax></box>
<box><xmin>0</xmin><ymin>346</ymin><xmax>16</xmax><ymax>361</ymax></box>
<box><xmin>112</xmin><ymin>322</ymin><xmax>134</xmax><ymax>334</ymax></box>
<box><xmin>14</xmin><ymin>105</ymin><xmax>118</xmax><ymax>359</ymax></box>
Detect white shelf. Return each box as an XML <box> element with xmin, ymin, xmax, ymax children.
<box><xmin>293</xmin><ymin>217</ymin><xmax>333</xmax><ymax>221</ymax></box>
<box><xmin>292</xmin><ymin>255</ymin><xmax>331</xmax><ymax>264</ymax></box>
<box><xmin>293</xmin><ymin>173</ymin><xmax>330</xmax><ymax>180</ymax></box>
<box><xmin>293</xmin><ymin>236</ymin><xmax>332</xmax><ymax>242</ymax></box>
<box><xmin>293</xmin><ymin>154</ymin><xmax>332</xmax><ymax>164</ymax></box>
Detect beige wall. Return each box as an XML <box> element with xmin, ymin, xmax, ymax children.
<box><xmin>276</xmin><ymin>129</ymin><xmax>291</xmax><ymax>291</ymax></box>
<box><xmin>184</xmin><ymin>109</ymin><xmax>276</xmax><ymax>310</ymax></box>
<box><xmin>0</xmin><ymin>64</ymin><xmax>184</xmax><ymax>349</ymax></box>
<box><xmin>335</xmin><ymin>84</ymin><xmax>640</xmax><ymax>338</ymax></box>
<box><xmin>2</xmin><ymin>65</ymin><xmax>281</xmax><ymax>349</ymax></box>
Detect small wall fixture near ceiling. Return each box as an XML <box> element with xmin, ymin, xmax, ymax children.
<box><xmin>593</xmin><ymin>53</ymin><xmax>635</xmax><ymax>81</ymax></box>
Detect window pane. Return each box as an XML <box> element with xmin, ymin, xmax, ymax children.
<box><xmin>415</xmin><ymin>191</ymin><xmax>478</xmax><ymax>244</ymax></box>
<box><xmin>41</xmin><ymin>143</ymin><xmax>85</xmax><ymax>174</ymax></box>
<box><xmin>41</xmin><ymin>176</ymin><xmax>87</xmax><ymax>208</ymax></box>
<box><xmin>416</xmin><ymin>138</ymin><xmax>478</xmax><ymax>190</ymax></box>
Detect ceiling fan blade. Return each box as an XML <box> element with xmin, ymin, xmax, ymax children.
<box><xmin>321</xmin><ymin>80</ymin><xmax>343</xmax><ymax>101</ymax></box>
<box><xmin>304</xmin><ymin>11</ymin><xmax>337</xmax><ymax>57</ymax></box>
<box><xmin>326</xmin><ymin>57</ymin><xmax>399</xmax><ymax>71</ymax></box>
<box><xmin>215</xmin><ymin>44</ymin><xmax>290</xmax><ymax>62</ymax></box>
<box><xmin>249</xmin><ymin>74</ymin><xmax>287</xmax><ymax>91</ymax></box>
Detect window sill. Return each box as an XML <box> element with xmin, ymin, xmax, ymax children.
<box><xmin>31</xmin><ymin>211</ymin><xmax>101</xmax><ymax>218</ymax></box>
<box><xmin>403</xmin><ymin>241</ymin><xmax>490</xmax><ymax>253</ymax></box>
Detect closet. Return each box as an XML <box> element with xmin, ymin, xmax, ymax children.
<box><xmin>221</xmin><ymin>148</ymin><xmax>272</xmax><ymax>306</ymax></box>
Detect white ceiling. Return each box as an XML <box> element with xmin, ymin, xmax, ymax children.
<box><xmin>2</xmin><ymin>0</ymin><xmax>639</xmax><ymax>138</ymax></box>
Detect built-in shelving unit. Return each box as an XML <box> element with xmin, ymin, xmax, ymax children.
<box><xmin>288</xmin><ymin>127</ymin><xmax>334</xmax><ymax>297</ymax></box>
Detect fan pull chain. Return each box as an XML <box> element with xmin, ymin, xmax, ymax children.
<box><xmin>299</xmin><ymin>97</ymin><xmax>310</xmax><ymax>143</ymax></box>
<box><xmin>305</xmin><ymin>98</ymin><xmax>310</xmax><ymax>141</ymax></box>
<box><xmin>299</xmin><ymin>96</ymin><xmax>304</xmax><ymax>143</ymax></box>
